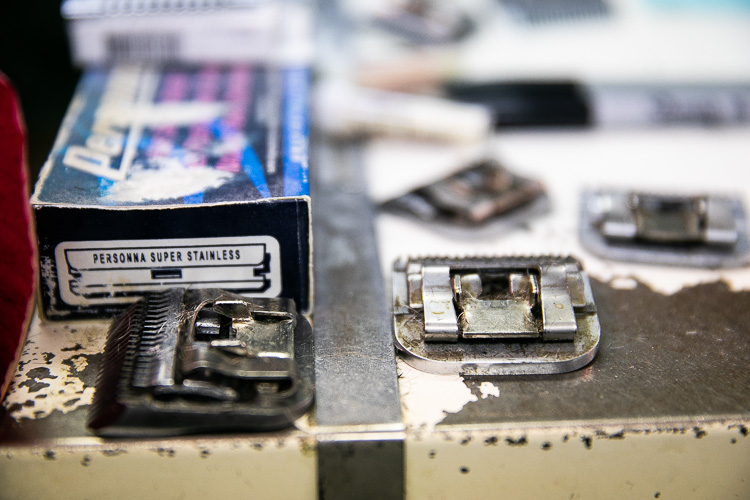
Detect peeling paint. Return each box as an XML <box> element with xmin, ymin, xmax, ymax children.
<box><xmin>2</xmin><ymin>319</ymin><xmax>107</xmax><ymax>421</ymax></box>
<box><xmin>609</xmin><ymin>277</ymin><xmax>639</xmax><ymax>290</ymax></box>
<box><xmin>478</xmin><ymin>381</ymin><xmax>499</xmax><ymax>400</ymax></box>
<box><xmin>397</xmin><ymin>359</ymin><xmax>478</xmax><ymax>430</ymax></box>
<box><xmin>62</xmin><ymin>355</ymin><xmax>90</xmax><ymax>376</ymax></box>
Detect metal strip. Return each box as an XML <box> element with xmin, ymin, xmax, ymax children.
<box><xmin>318</xmin><ymin>432</ymin><xmax>404</xmax><ymax>500</ymax></box>
<box><xmin>312</xmin><ymin>137</ymin><xmax>404</xmax><ymax>498</ymax></box>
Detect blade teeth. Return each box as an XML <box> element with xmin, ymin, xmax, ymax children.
<box><xmin>127</xmin><ymin>290</ymin><xmax>181</xmax><ymax>388</ymax></box>
<box><xmin>88</xmin><ymin>300</ymin><xmax>145</xmax><ymax>430</ymax></box>
<box><xmin>90</xmin><ymin>289</ymin><xmax>187</xmax><ymax>432</ymax></box>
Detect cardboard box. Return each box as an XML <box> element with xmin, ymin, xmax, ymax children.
<box><xmin>31</xmin><ymin>64</ymin><xmax>311</xmax><ymax>320</ymax></box>
<box><xmin>61</xmin><ymin>0</ymin><xmax>313</xmax><ymax>67</ymax></box>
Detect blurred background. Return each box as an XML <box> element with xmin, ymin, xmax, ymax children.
<box><xmin>0</xmin><ymin>1</ymin><xmax>79</xmax><ymax>181</ymax></box>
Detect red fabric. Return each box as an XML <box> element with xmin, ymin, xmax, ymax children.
<box><xmin>0</xmin><ymin>73</ymin><xmax>36</xmax><ymax>396</ymax></box>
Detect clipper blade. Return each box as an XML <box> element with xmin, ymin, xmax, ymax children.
<box><xmin>88</xmin><ymin>288</ymin><xmax>314</xmax><ymax>436</ymax></box>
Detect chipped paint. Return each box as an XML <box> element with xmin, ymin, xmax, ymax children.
<box><xmin>1</xmin><ymin>433</ymin><xmax>318</xmax><ymax>499</ymax></box>
<box><xmin>478</xmin><ymin>381</ymin><xmax>499</xmax><ymax>400</ymax></box>
<box><xmin>397</xmin><ymin>359</ymin><xmax>477</xmax><ymax>430</ymax></box>
<box><xmin>405</xmin><ymin>421</ymin><xmax>750</xmax><ymax>499</ymax></box>
<box><xmin>2</xmin><ymin>316</ymin><xmax>108</xmax><ymax>421</ymax></box>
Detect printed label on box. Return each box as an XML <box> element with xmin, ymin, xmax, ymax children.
<box><xmin>55</xmin><ymin>236</ymin><xmax>281</xmax><ymax>306</ymax></box>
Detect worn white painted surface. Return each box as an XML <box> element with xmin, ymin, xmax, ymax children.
<box><xmin>1</xmin><ymin>433</ymin><xmax>317</xmax><ymax>500</ymax></box>
<box><xmin>0</xmin><ymin>313</ymin><xmax>318</xmax><ymax>499</ymax></box>
<box><xmin>478</xmin><ymin>381</ymin><xmax>499</xmax><ymax>400</ymax></box>
<box><xmin>405</xmin><ymin>421</ymin><xmax>750</xmax><ymax>500</ymax></box>
<box><xmin>397</xmin><ymin>359</ymin><xmax>477</xmax><ymax>431</ymax></box>
<box><xmin>2</xmin><ymin>316</ymin><xmax>107</xmax><ymax>421</ymax></box>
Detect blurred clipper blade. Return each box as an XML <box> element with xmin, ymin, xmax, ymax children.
<box><xmin>499</xmin><ymin>0</ymin><xmax>611</xmax><ymax>24</ymax></box>
<box><xmin>88</xmin><ymin>288</ymin><xmax>314</xmax><ymax>436</ymax></box>
<box><xmin>381</xmin><ymin>160</ymin><xmax>546</xmax><ymax>229</ymax></box>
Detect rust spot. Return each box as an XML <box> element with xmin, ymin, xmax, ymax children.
<box><xmin>26</xmin><ymin>367</ymin><xmax>57</xmax><ymax>381</ymax></box>
<box><xmin>42</xmin><ymin>352</ymin><xmax>55</xmax><ymax>364</ymax></box>
<box><xmin>541</xmin><ymin>442</ymin><xmax>552</xmax><ymax>451</ymax></box>
<box><xmin>81</xmin><ymin>456</ymin><xmax>91</xmax><ymax>467</ymax></box>
<box><xmin>44</xmin><ymin>450</ymin><xmax>56</xmax><ymax>460</ymax></box>
<box><xmin>485</xmin><ymin>436</ymin><xmax>499</xmax><ymax>446</ymax></box>
<box><xmin>581</xmin><ymin>436</ymin><xmax>592</xmax><ymax>449</ymax></box>
<box><xmin>459</xmin><ymin>467</ymin><xmax>470</xmax><ymax>474</ymax></box>
<box><xmin>200</xmin><ymin>449</ymin><xmax>211</xmax><ymax>459</ymax></box>
<box><xmin>693</xmin><ymin>427</ymin><xmax>707</xmax><ymax>439</ymax></box>
<box><xmin>19</xmin><ymin>380</ymin><xmax>50</xmax><ymax>393</ymax></box>
<box><xmin>61</xmin><ymin>343</ymin><xmax>84</xmax><ymax>352</ymax></box>
<box><xmin>654</xmin><ymin>493</ymin><xmax>661</xmax><ymax>498</ymax></box>
<box><xmin>428</xmin><ymin>450</ymin><xmax>436</xmax><ymax>459</ymax></box>
<box><xmin>20</xmin><ymin>367</ymin><xmax>57</xmax><ymax>393</ymax></box>
<box><xmin>62</xmin><ymin>355</ymin><xmax>88</xmax><ymax>376</ymax></box>
<box><xmin>460</xmin><ymin>437</ymin><xmax>471</xmax><ymax>446</ymax></box>
<box><xmin>63</xmin><ymin>398</ymin><xmax>81</xmax><ymax>408</ymax></box>
<box><xmin>101</xmin><ymin>449</ymin><xmax>126</xmax><ymax>457</ymax></box>
<box><xmin>608</xmin><ymin>430</ymin><xmax>625</xmax><ymax>440</ymax></box>
<box><xmin>6</xmin><ymin>402</ymin><xmax>28</xmax><ymax>413</ymax></box>
<box><xmin>505</xmin><ymin>436</ymin><xmax>527</xmax><ymax>447</ymax></box>
<box><xmin>299</xmin><ymin>438</ymin><xmax>316</xmax><ymax>458</ymax></box>
<box><xmin>740</xmin><ymin>425</ymin><xmax>748</xmax><ymax>437</ymax></box>
<box><xmin>157</xmin><ymin>448</ymin><xmax>176</xmax><ymax>458</ymax></box>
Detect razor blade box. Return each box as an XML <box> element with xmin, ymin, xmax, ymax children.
<box><xmin>31</xmin><ymin>64</ymin><xmax>311</xmax><ymax>321</ymax></box>
<box><xmin>61</xmin><ymin>0</ymin><xmax>313</xmax><ymax>67</ymax></box>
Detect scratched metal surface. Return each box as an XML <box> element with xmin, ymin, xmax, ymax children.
<box><xmin>311</xmin><ymin>138</ymin><xmax>403</xmax><ymax>428</ymax></box>
<box><xmin>440</xmin><ymin>278</ymin><xmax>750</xmax><ymax>426</ymax></box>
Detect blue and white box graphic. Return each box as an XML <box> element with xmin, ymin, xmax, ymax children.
<box><xmin>32</xmin><ymin>64</ymin><xmax>311</xmax><ymax>320</ymax></box>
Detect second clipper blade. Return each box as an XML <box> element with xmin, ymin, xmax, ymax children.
<box><xmin>381</xmin><ymin>160</ymin><xmax>547</xmax><ymax>235</ymax></box>
<box><xmin>88</xmin><ymin>288</ymin><xmax>314</xmax><ymax>437</ymax></box>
